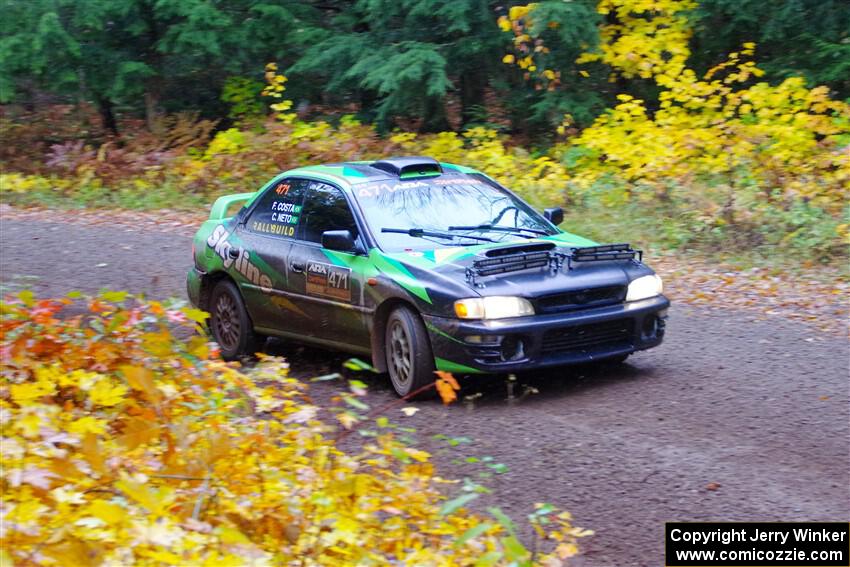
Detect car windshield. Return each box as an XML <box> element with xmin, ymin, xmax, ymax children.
<box><xmin>352</xmin><ymin>173</ymin><xmax>557</xmax><ymax>252</ymax></box>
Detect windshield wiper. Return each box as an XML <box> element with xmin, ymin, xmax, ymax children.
<box><xmin>381</xmin><ymin>227</ymin><xmax>497</xmax><ymax>243</ymax></box>
<box><xmin>447</xmin><ymin>224</ymin><xmax>549</xmax><ymax>237</ymax></box>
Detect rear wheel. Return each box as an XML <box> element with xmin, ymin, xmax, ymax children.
<box><xmin>385</xmin><ymin>306</ymin><xmax>435</xmax><ymax>397</ymax></box>
<box><xmin>209</xmin><ymin>279</ymin><xmax>264</xmax><ymax>360</ymax></box>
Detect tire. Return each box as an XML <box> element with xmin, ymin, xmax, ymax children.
<box><xmin>385</xmin><ymin>306</ymin><xmax>436</xmax><ymax>397</ymax></box>
<box><xmin>209</xmin><ymin>279</ymin><xmax>264</xmax><ymax>360</ymax></box>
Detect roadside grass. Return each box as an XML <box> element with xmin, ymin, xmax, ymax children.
<box><xmin>561</xmin><ymin>199</ymin><xmax>849</xmax><ymax>278</ymax></box>
<box><xmin>0</xmin><ymin>180</ymin><xmax>210</xmax><ymax>211</ymax></box>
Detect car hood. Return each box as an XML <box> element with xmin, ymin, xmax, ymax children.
<box><xmin>379</xmin><ymin>231</ymin><xmax>652</xmax><ymax>301</ymax></box>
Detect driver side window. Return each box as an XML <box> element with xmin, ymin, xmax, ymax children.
<box><xmin>300</xmin><ymin>182</ymin><xmax>360</xmax><ymax>244</ymax></box>
<box><xmin>245</xmin><ymin>178</ymin><xmax>308</xmax><ymax>239</ymax></box>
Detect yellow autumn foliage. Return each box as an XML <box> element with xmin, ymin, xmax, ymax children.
<box><xmin>1</xmin><ymin>293</ymin><xmax>589</xmax><ymax>566</ymax></box>
<box><xmin>567</xmin><ymin>0</ymin><xmax>850</xmax><ymax>220</ymax></box>
<box><xmin>576</xmin><ymin>0</ymin><xmax>698</xmax><ymax>81</ymax></box>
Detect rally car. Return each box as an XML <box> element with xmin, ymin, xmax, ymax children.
<box><xmin>187</xmin><ymin>156</ymin><xmax>669</xmax><ymax>396</ymax></box>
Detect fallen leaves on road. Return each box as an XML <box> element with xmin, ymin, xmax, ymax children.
<box><xmin>651</xmin><ymin>251</ymin><xmax>847</xmax><ymax>334</ymax></box>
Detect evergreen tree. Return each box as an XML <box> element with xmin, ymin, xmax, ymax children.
<box><xmin>693</xmin><ymin>0</ymin><xmax>850</xmax><ymax>98</ymax></box>
<box><xmin>0</xmin><ymin>0</ymin><xmax>321</xmax><ymax>132</ymax></box>
<box><xmin>289</xmin><ymin>0</ymin><xmax>506</xmax><ymax>132</ymax></box>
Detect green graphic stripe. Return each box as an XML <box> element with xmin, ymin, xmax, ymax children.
<box><xmin>434</xmin><ymin>357</ymin><xmax>482</xmax><ymax>374</ymax></box>
<box><xmin>425</xmin><ymin>322</ymin><xmax>466</xmax><ymax>345</ymax></box>
<box><xmin>544</xmin><ymin>231</ymin><xmax>599</xmax><ymax>247</ymax></box>
<box><xmin>371</xmin><ymin>252</ymin><xmax>432</xmax><ymax>304</ymax></box>
<box><xmin>321</xmin><ymin>249</ymin><xmax>355</xmax><ymax>268</ymax></box>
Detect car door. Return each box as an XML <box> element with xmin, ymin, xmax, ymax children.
<box><xmin>231</xmin><ymin>177</ymin><xmax>309</xmax><ymax>331</ymax></box>
<box><xmin>284</xmin><ymin>180</ymin><xmax>371</xmax><ymax>350</ymax></box>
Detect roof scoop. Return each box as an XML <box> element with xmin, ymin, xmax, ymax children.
<box><xmin>371</xmin><ymin>156</ymin><xmax>442</xmax><ymax>178</ymax></box>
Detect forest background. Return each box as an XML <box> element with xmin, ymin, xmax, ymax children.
<box><xmin>2</xmin><ymin>0</ymin><xmax>849</xmax><ymax>262</ymax></box>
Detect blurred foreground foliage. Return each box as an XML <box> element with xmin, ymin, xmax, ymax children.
<box><xmin>0</xmin><ymin>291</ymin><xmax>590</xmax><ymax>565</ymax></box>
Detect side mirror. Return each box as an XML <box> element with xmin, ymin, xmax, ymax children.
<box><xmin>543</xmin><ymin>207</ymin><xmax>564</xmax><ymax>226</ymax></box>
<box><xmin>322</xmin><ymin>230</ymin><xmax>358</xmax><ymax>253</ymax></box>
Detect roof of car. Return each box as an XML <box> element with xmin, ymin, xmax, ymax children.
<box><xmin>282</xmin><ymin>157</ymin><xmax>483</xmax><ymax>187</ymax></box>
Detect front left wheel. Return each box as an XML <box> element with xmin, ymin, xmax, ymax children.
<box><xmin>209</xmin><ymin>279</ymin><xmax>264</xmax><ymax>360</ymax></box>
<box><xmin>385</xmin><ymin>306</ymin><xmax>436</xmax><ymax>397</ymax></box>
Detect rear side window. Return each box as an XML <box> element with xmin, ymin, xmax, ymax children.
<box><xmin>300</xmin><ymin>182</ymin><xmax>359</xmax><ymax>244</ymax></box>
<box><xmin>245</xmin><ymin>178</ymin><xmax>308</xmax><ymax>238</ymax></box>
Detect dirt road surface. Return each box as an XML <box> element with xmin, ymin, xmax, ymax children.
<box><xmin>2</xmin><ymin>218</ymin><xmax>848</xmax><ymax>565</ymax></box>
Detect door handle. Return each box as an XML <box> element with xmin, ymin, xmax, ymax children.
<box><xmin>290</xmin><ymin>261</ymin><xmax>305</xmax><ymax>273</ymax></box>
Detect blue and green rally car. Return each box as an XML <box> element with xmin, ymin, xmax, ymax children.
<box><xmin>187</xmin><ymin>156</ymin><xmax>669</xmax><ymax>396</ymax></box>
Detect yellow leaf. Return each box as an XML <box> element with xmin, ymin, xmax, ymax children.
<box><xmin>89</xmin><ymin>380</ymin><xmax>128</xmax><ymax>407</ymax></box>
<box><xmin>337</xmin><ymin>412</ymin><xmax>358</xmax><ymax>429</ymax></box>
<box><xmin>86</xmin><ymin>501</ymin><xmax>125</xmax><ymax>525</ymax></box>
<box><xmin>68</xmin><ymin>416</ymin><xmax>107</xmax><ymax>435</ymax></box>
<box><xmin>218</xmin><ymin>526</ymin><xmax>251</xmax><ymax>545</ymax></box>
<box><xmin>557</xmin><ymin>542</ymin><xmax>579</xmax><ymax>558</ymax></box>
<box><xmin>405</xmin><ymin>448</ymin><xmax>430</xmax><ymax>462</ymax></box>
<box><xmin>115</xmin><ymin>478</ymin><xmax>171</xmax><ymax>516</ymax></box>
<box><xmin>10</xmin><ymin>380</ymin><xmax>55</xmax><ymax>403</ymax></box>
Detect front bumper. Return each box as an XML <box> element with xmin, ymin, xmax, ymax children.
<box><xmin>424</xmin><ymin>295</ymin><xmax>669</xmax><ymax>374</ymax></box>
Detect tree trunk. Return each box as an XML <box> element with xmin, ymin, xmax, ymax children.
<box><xmin>96</xmin><ymin>95</ymin><xmax>119</xmax><ymax>136</ymax></box>
<box><xmin>144</xmin><ymin>87</ymin><xmax>160</xmax><ymax>132</ymax></box>
<box><xmin>420</xmin><ymin>96</ymin><xmax>451</xmax><ymax>133</ymax></box>
<box><xmin>140</xmin><ymin>0</ymin><xmax>163</xmax><ymax>132</ymax></box>
<box><xmin>460</xmin><ymin>69</ymin><xmax>486</xmax><ymax>128</ymax></box>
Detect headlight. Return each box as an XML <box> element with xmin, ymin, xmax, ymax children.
<box><xmin>454</xmin><ymin>296</ymin><xmax>535</xmax><ymax>319</ymax></box>
<box><xmin>626</xmin><ymin>274</ymin><xmax>663</xmax><ymax>302</ymax></box>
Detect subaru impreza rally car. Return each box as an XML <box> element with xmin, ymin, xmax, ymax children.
<box><xmin>188</xmin><ymin>156</ymin><xmax>669</xmax><ymax>396</ymax></box>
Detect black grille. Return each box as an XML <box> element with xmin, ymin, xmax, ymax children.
<box><xmin>536</xmin><ymin>285</ymin><xmax>626</xmax><ymax>313</ymax></box>
<box><xmin>541</xmin><ymin>319</ymin><xmax>633</xmax><ymax>355</ymax></box>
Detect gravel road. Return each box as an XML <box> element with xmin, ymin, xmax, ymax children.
<box><xmin>2</xmin><ymin>218</ymin><xmax>848</xmax><ymax>565</ymax></box>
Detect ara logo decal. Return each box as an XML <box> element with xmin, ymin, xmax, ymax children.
<box><xmin>207</xmin><ymin>225</ymin><xmax>273</xmax><ymax>293</ymax></box>
<box><xmin>307</xmin><ymin>262</ymin><xmax>328</xmax><ymax>274</ymax></box>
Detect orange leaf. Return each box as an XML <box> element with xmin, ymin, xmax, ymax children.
<box><xmin>119</xmin><ymin>417</ymin><xmax>160</xmax><ymax>450</ymax></box>
<box><xmin>435</xmin><ymin>375</ymin><xmax>460</xmax><ymax>405</ymax></box>
<box><xmin>434</xmin><ymin>371</ymin><xmax>460</xmax><ymax>390</ymax></box>
<box><xmin>121</xmin><ymin>365</ymin><xmax>161</xmax><ymax>403</ymax></box>
<box><xmin>81</xmin><ymin>433</ymin><xmax>107</xmax><ymax>475</ymax></box>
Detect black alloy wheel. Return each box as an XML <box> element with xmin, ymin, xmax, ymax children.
<box><xmin>209</xmin><ymin>279</ymin><xmax>263</xmax><ymax>360</ymax></box>
<box><xmin>385</xmin><ymin>306</ymin><xmax>436</xmax><ymax>397</ymax></box>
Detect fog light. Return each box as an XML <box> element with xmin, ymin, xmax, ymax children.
<box><xmin>642</xmin><ymin>316</ymin><xmax>659</xmax><ymax>338</ymax></box>
<box><xmin>500</xmin><ymin>337</ymin><xmax>526</xmax><ymax>362</ymax></box>
<box><xmin>465</xmin><ymin>334</ymin><xmax>502</xmax><ymax>345</ymax></box>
